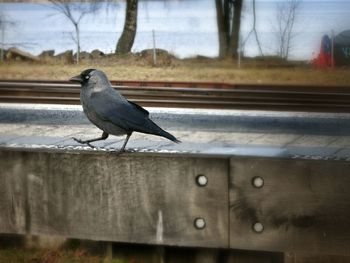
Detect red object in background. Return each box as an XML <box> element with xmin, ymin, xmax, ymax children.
<box><xmin>312</xmin><ymin>35</ymin><xmax>334</xmax><ymax>68</ymax></box>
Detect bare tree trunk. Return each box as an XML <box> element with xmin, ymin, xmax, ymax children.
<box><xmin>74</xmin><ymin>23</ymin><xmax>80</xmax><ymax>64</ymax></box>
<box><xmin>116</xmin><ymin>0</ymin><xmax>138</xmax><ymax>54</ymax></box>
<box><xmin>229</xmin><ymin>0</ymin><xmax>243</xmax><ymax>58</ymax></box>
<box><xmin>216</xmin><ymin>0</ymin><xmax>228</xmax><ymax>58</ymax></box>
<box><xmin>252</xmin><ymin>0</ymin><xmax>263</xmax><ymax>56</ymax></box>
<box><xmin>0</xmin><ymin>26</ymin><xmax>4</xmax><ymax>63</ymax></box>
<box><xmin>48</xmin><ymin>1</ymin><xmax>103</xmax><ymax>64</ymax></box>
<box><xmin>216</xmin><ymin>0</ymin><xmax>243</xmax><ymax>59</ymax></box>
<box><xmin>242</xmin><ymin>0</ymin><xmax>264</xmax><ymax>57</ymax></box>
<box><xmin>275</xmin><ymin>0</ymin><xmax>300</xmax><ymax>60</ymax></box>
<box><xmin>223</xmin><ymin>0</ymin><xmax>231</xmax><ymax>44</ymax></box>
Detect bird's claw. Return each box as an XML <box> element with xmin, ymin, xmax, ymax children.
<box><xmin>86</xmin><ymin>143</ymin><xmax>96</xmax><ymax>149</ymax></box>
<box><xmin>71</xmin><ymin>137</ymin><xmax>96</xmax><ymax>148</ymax></box>
<box><xmin>107</xmin><ymin>149</ymin><xmax>124</xmax><ymax>155</ymax></box>
<box><xmin>72</xmin><ymin>137</ymin><xmax>83</xmax><ymax>143</ymax></box>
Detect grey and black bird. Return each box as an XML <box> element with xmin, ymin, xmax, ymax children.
<box><xmin>70</xmin><ymin>69</ymin><xmax>180</xmax><ymax>152</ymax></box>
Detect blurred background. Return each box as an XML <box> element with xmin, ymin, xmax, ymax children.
<box><xmin>1</xmin><ymin>0</ymin><xmax>350</xmax><ymax>60</ymax></box>
<box><xmin>1</xmin><ymin>0</ymin><xmax>350</xmax><ymax>66</ymax></box>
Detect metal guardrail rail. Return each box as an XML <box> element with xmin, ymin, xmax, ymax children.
<box><xmin>0</xmin><ymin>80</ymin><xmax>350</xmax><ymax>112</ymax></box>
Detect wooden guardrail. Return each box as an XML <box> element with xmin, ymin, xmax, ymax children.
<box><xmin>1</xmin><ymin>149</ymin><xmax>350</xmax><ymax>257</ymax></box>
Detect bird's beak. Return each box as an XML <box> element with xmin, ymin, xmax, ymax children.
<box><xmin>69</xmin><ymin>75</ymin><xmax>83</xmax><ymax>83</ymax></box>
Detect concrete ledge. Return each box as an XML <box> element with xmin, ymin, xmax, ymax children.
<box><xmin>1</xmin><ymin>104</ymin><xmax>350</xmax><ymax>160</ymax></box>
<box><xmin>2</xmin><ymin>103</ymin><xmax>350</xmax><ymax>135</ymax></box>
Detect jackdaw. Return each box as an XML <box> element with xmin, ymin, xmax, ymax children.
<box><xmin>70</xmin><ymin>69</ymin><xmax>180</xmax><ymax>152</ymax></box>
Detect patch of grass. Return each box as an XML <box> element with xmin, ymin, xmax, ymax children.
<box><xmin>0</xmin><ymin>246</ymin><xmax>165</xmax><ymax>263</ymax></box>
<box><xmin>0</xmin><ymin>59</ymin><xmax>349</xmax><ymax>86</ymax></box>
<box><xmin>0</xmin><ymin>248</ymin><xmax>104</xmax><ymax>263</ymax></box>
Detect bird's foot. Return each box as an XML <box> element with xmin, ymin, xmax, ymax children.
<box><xmin>72</xmin><ymin>137</ymin><xmax>83</xmax><ymax>143</ymax></box>
<box><xmin>107</xmin><ymin>148</ymin><xmax>130</xmax><ymax>155</ymax></box>
<box><xmin>86</xmin><ymin>142</ymin><xmax>96</xmax><ymax>149</ymax></box>
<box><xmin>71</xmin><ymin>137</ymin><xmax>96</xmax><ymax>149</ymax></box>
<box><xmin>114</xmin><ymin>148</ymin><xmax>125</xmax><ymax>155</ymax></box>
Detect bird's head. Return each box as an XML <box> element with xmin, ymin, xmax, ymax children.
<box><xmin>69</xmin><ymin>68</ymin><xmax>96</xmax><ymax>85</ymax></box>
<box><xmin>70</xmin><ymin>69</ymin><xmax>112</xmax><ymax>92</ymax></box>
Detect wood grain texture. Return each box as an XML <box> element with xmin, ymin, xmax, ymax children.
<box><xmin>0</xmin><ymin>150</ymin><xmax>229</xmax><ymax>248</ymax></box>
<box><xmin>0</xmin><ymin>151</ymin><xmax>26</xmax><ymax>234</ymax></box>
<box><xmin>226</xmin><ymin>250</ymin><xmax>284</xmax><ymax>263</ymax></box>
<box><xmin>284</xmin><ymin>252</ymin><xmax>350</xmax><ymax>263</ymax></box>
<box><xmin>229</xmin><ymin>157</ymin><xmax>350</xmax><ymax>255</ymax></box>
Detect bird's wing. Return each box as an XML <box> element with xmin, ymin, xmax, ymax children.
<box><xmin>90</xmin><ymin>91</ymin><xmax>149</xmax><ymax>131</ymax></box>
<box><xmin>127</xmin><ymin>100</ymin><xmax>149</xmax><ymax>116</ymax></box>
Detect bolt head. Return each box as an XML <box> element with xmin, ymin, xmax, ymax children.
<box><xmin>252</xmin><ymin>176</ymin><xmax>264</xmax><ymax>188</ymax></box>
<box><xmin>253</xmin><ymin>222</ymin><xmax>264</xmax><ymax>233</ymax></box>
<box><xmin>194</xmin><ymin>218</ymin><xmax>206</xmax><ymax>229</ymax></box>
<box><xmin>196</xmin><ymin>174</ymin><xmax>208</xmax><ymax>187</ymax></box>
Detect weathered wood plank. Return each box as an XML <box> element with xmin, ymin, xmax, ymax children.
<box><xmin>229</xmin><ymin>157</ymin><xmax>350</xmax><ymax>255</ymax></box>
<box><xmin>226</xmin><ymin>250</ymin><xmax>284</xmax><ymax>263</ymax></box>
<box><xmin>195</xmin><ymin>249</ymin><xmax>219</xmax><ymax>263</ymax></box>
<box><xmin>0</xmin><ymin>150</ymin><xmax>229</xmax><ymax>248</ymax></box>
<box><xmin>284</xmin><ymin>252</ymin><xmax>350</xmax><ymax>263</ymax></box>
<box><xmin>0</xmin><ymin>151</ymin><xmax>26</xmax><ymax>234</ymax></box>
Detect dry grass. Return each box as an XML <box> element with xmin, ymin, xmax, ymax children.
<box><xmin>0</xmin><ymin>248</ymin><xmax>104</xmax><ymax>263</ymax></box>
<box><xmin>0</xmin><ymin>59</ymin><xmax>349</xmax><ymax>86</ymax></box>
<box><xmin>0</xmin><ymin>245</ymin><xmax>166</xmax><ymax>263</ymax></box>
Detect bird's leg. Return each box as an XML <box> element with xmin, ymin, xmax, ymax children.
<box><xmin>72</xmin><ymin>132</ymin><xmax>109</xmax><ymax>148</ymax></box>
<box><xmin>117</xmin><ymin>133</ymin><xmax>132</xmax><ymax>153</ymax></box>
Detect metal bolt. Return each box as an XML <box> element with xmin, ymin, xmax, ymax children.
<box><xmin>253</xmin><ymin>222</ymin><xmax>264</xmax><ymax>233</ymax></box>
<box><xmin>194</xmin><ymin>218</ymin><xmax>206</xmax><ymax>230</ymax></box>
<box><xmin>252</xmin><ymin>176</ymin><xmax>264</xmax><ymax>188</ymax></box>
<box><xmin>196</xmin><ymin>174</ymin><xmax>208</xmax><ymax>187</ymax></box>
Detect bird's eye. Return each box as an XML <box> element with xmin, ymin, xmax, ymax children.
<box><xmin>85</xmin><ymin>75</ymin><xmax>90</xmax><ymax>80</ymax></box>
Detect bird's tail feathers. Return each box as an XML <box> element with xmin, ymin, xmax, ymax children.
<box><xmin>142</xmin><ymin>120</ymin><xmax>181</xmax><ymax>143</ymax></box>
<box><xmin>160</xmin><ymin>129</ymin><xmax>181</xmax><ymax>143</ymax></box>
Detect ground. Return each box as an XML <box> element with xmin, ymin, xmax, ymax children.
<box><xmin>0</xmin><ymin>55</ymin><xmax>349</xmax><ymax>86</ymax></box>
<box><xmin>0</xmin><ymin>248</ymin><xmax>104</xmax><ymax>263</ymax></box>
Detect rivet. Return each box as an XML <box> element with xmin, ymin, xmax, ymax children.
<box><xmin>252</xmin><ymin>176</ymin><xmax>264</xmax><ymax>188</ymax></box>
<box><xmin>196</xmin><ymin>174</ymin><xmax>208</xmax><ymax>187</ymax></box>
<box><xmin>194</xmin><ymin>218</ymin><xmax>206</xmax><ymax>230</ymax></box>
<box><xmin>253</xmin><ymin>222</ymin><xmax>264</xmax><ymax>233</ymax></box>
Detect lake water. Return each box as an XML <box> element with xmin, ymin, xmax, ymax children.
<box><xmin>1</xmin><ymin>0</ymin><xmax>350</xmax><ymax>60</ymax></box>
